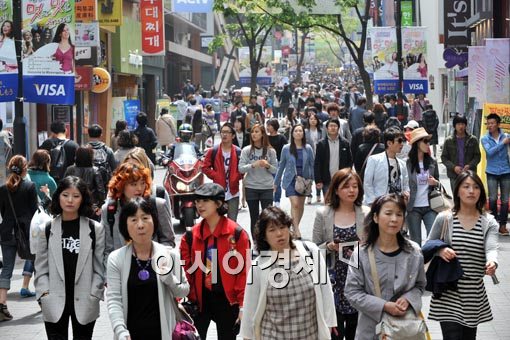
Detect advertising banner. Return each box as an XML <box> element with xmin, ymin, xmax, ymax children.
<box><xmin>22</xmin><ymin>0</ymin><xmax>75</xmax><ymax>104</ymax></box>
<box><xmin>238</xmin><ymin>46</ymin><xmax>273</xmax><ymax>86</ymax></box>
<box><xmin>172</xmin><ymin>0</ymin><xmax>213</xmax><ymax>13</ymax></box>
<box><xmin>141</xmin><ymin>0</ymin><xmax>165</xmax><ymax>56</ymax></box>
<box><xmin>477</xmin><ymin>103</ymin><xmax>510</xmax><ymax>187</ymax></box>
<box><xmin>74</xmin><ymin>66</ymin><xmax>92</xmax><ymax>90</ymax></box>
<box><xmin>76</xmin><ymin>0</ymin><xmax>96</xmax><ymax>22</ymax></box>
<box><xmin>370</xmin><ymin>26</ymin><xmax>428</xmax><ymax>94</ymax></box>
<box><xmin>0</xmin><ymin>0</ymin><xmax>18</xmax><ymax>102</ymax></box>
<box><xmin>468</xmin><ymin>46</ymin><xmax>486</xmax><ymax>104</ymax></box>
<box><xmin>98</xmin><ymin>0</ymin><xmax>122</xmax><ymax>26</ymax></box>
<box><xmin>485</xmin><ymin>39</ymin><xmax>510</xmax><ymax>104</ymax></box>
<box><xmin>124</xmin><ymin>99</ymin><xmax>140</xmax><ymax>130</ymax></box>
<box><xmin>401</xmin><ymin>1</ymin><xmax>413</xmax><ymax>26</ymax></box>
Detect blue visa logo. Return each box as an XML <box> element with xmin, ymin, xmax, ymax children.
<box><xmin>34</xmin><ymin>84</ymin><xmax>66</xmax><ymax>96</ymax></box>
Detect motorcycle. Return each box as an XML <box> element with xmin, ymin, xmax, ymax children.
<box><xmin>161</xmin><ymin>142</ymin><xmax>204</xmax><ymax>230</ymax></box>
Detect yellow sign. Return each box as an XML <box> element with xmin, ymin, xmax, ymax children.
<box><xmin>477</xmin><ymin>103</ymin><xmax>510</xmax><ymax>187</ymax></box>
<box><xmin>98</xmin><ymin>0</ymin><xmax>123</xmax><ymax>26</ymax></box>
<box><xmin>92</xmin><ymin>67</ymin><xmax>111</xmax><ymax>93</ymax></box>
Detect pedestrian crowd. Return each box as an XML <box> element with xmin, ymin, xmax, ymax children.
<box><xmin>0</xmin><ymin>80</ymin><xmax>509</xmax><ymax>340</ymax></box>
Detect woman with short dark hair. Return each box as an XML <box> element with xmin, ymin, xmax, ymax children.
<box><xmin>107</xmin><ymin>197</ymin><xmax>189</xmax><ymax>340</ymax></box>
<box><xmin>427</xmin><ymin>171</ymin><xmax>498</xmax><ymax>339</ymax></box>
<box><xmin>28</xmin><ymin>149</ymin><xmax>57</xmax><ymax>203</ymax></box>
<box><xmin>241</xmin><ymin>206</ymin><xmax>337</xmax><ymax>339</ymax></box>
<box><xmin>34</xmin><ymin>176</ymin><xmax>105</xmax><ymax>339</ymax></box>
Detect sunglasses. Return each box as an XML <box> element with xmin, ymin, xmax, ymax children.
<box><xmin>395</xmin><ymin>138</ymin><xmax>404</xmax><ymax>144</ymax></box>
<box><xmin>421</xmin><ymin>138</ymin><xmax>431</xmax><ymax>144</ymax></box>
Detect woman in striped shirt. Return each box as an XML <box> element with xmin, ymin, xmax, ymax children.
<box><xmin>427</xmin><ymin>170</ymin><xmax>499</xmax><ymax>340</ymax></box>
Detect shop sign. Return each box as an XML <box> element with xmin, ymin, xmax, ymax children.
<box><xmin>98</xmin><ymin>0</ymin><xmax>122</xmax><ymax>26</ymax></box>
<box><xmin>75</xmin><ymin>66</ymin><xmax>92</xmax><ymax>91</ymax></box>
<box><xmin>76</xmin><ymin>0</ymin><xmax>96</xmax><ymax>22</ymax></box>
<box><xmin>172</xmin><ymin>0</ymin><xmax>213</xmax><ymax>13</ymax></box>
<box><xmin>92</xmin><ymin>67</ymin><xmax>111</xmax><ymax>93</ymax></box>
<box><xmin>141</xmin><ymin>0</ymin><xmax>165</xmax><ymax>56</ymax></box>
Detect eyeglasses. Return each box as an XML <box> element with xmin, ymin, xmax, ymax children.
<box><xmin>395</xmin><ymin>138</ymin><xmax>404</xmax><ymax>144</ymax></box>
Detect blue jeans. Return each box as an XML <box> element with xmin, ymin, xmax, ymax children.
<box><xmin>0</xmin><ymin>243</ymin><xmax>16</xmax><ymax>290</ymax></box>
<box><xmin>407</xmin><ymin>207</ymin><xmax>437</xmax><ymax>246</ymax></box>
<box><xmin>487</xmin><ymin>173</ymin><xmax>510</xmax><ymax>226</ymax></box>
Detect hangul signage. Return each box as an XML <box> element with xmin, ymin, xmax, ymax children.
<box><xmin>76</xmin><ymin>0</ymin><xmax>97</xmax><ymax>22</ymax></box>
<box><xmin>141</xmin><ymin>0</ymin><xmax>165</xmax><ymax>56</ymax></box>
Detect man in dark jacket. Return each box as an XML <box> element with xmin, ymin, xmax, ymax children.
<box><xmin>133</xmin><ymin>112</ymin><xmax>158</xmax><ymax>164</ymax></box>
<box><xmin>314</xmin><ymin>118</ymin><xmax>353</xmax><ymax>195</ymax></box>
<box><xmin>279</xmin><ymin>84</ymin><xmax>292</xmax><ymax>119</ymax></box>
<box><xmin>441</xmin><ymin>115</ymin><xmax>481</xmax><ymax>193</ymax></box>
<box><xmin>87</xmin><ymin>124</ymin><xmax>117</xmax><ymax>192</ymax></box>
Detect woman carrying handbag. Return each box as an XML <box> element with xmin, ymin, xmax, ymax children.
<box><xmin>0</xmin><ymin>155</ymin><xmax>39</xmax><ymax>321</ymax></box>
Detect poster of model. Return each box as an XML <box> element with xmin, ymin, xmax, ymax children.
<box><xmin>370</xmin><ymin>27</ymin><xmax>398</xmax><ymax>94</ymax></box>
<box><xmin>0</xmin><ymin>0</ymin><xmax>18</xmax><ymax>102</ymax></box>
<box><xmin>238</xmin><ymin>45</ymin><xmax>273</xmax><ymax>86</ymax></box>
<box><xmin>402</xmin><ymin>27</ymin><xmax>428</xmax><ymax>93</ymax></box>
<box><xmin>22</xmin><ymin>0</ymin><xmax>75</xmax><ymax>104</ymax></box>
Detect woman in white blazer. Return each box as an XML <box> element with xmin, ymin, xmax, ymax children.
<box><xmin>240</xmin><ymin>207</ymin><xmax>336</xmax><ymax>339</ymax></box>
<box><xmin>106</xmin><ymin>197</ymin><xmax>189</xmax><ymax>340</ymax></box>
<box><xmin>34</xmin><ymin>176</ymin><xmax>106</xmax><ymax>339</ymax></box>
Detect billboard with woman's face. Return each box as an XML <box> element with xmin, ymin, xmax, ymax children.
<box><xmin>22</xmin><ymin>0</ymin><xmax>75</xmax><ymax>104</ymax></box>
<box><xmin>0</xmin><ymin>1</ymin><xmax>18</xmax><ymax>102</ymax></box>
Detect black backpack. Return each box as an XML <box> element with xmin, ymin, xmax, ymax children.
<box><xmin>49</xmin><ymin>139</ymin><xmax>69</xmax><ymax>181</ymax></box>
<box><xmin>89</xmin><ymin>143</ymin><xmax>112</xmax><ymax>189</ymax></box>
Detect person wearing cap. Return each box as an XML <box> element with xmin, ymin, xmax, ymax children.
<box><xmin>406</xmin><ymin>128</ymin><xmax>440</xmax><ymax>245</ymax></box>
<box><xmin>180</xmin><ymin>183</ymin><xmax>251</xmax><ymax>340</ymax></box>
<box><xmin>396</xmin><ymin>119</ymin><xmax>419</xmax><ymax>163</ymax></box>
<box><xmin>441</xmin><ymin>115</ymin><xmax>481</xmax><ymax>193</ymax></box>
<box><xmin>481</xmin><ymin>113</ymin><xmax>510</xmax><ymax>235</ymax></box>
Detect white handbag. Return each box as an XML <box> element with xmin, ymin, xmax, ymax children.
<box><xmin>30</xmin><ymin>207</ymin><xmax>52</xmax><ymax>255</ymax></box>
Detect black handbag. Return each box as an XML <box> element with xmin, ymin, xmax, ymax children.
<box><xmin>7</xmin><ymin>190</ymin><xmax>34</xmax><ymax>261</ymax></box>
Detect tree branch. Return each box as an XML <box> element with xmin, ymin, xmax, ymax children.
<box><xmin>255</xmin><ymin>24</ymin><xmax>274</xmax><ymax>65</ymax></box>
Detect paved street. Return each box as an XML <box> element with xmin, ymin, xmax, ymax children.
<box><xmin>1</xmin><ymin>133</ymin><xmax>510</xmax><ymax>339</ymax></box>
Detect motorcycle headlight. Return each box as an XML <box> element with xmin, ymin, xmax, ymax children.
<box><xmin>176</xmin><ymin>181</ymin><xmax>188</xmax><ymax>192</ymax></box>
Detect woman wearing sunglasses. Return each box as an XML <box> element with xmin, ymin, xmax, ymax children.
<box><xmin>406</xmin><ymin>128</ymin><xmax>440</xmax><ymax>245</ymax></box>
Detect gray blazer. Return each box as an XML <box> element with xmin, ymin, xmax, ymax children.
<box><xmin>34</xmin><ymin>216</ymin><xmax>106</xmax><ymax>324</ymax></box>
<box><xmin>107</xmin><ymin>242</ymin><xmax>189</xmax><ymax>340</ymax></box>
<box><xmin>406</xmin><ymin>158</ymin><xmax>440</xmax><ymax>212</ymax></box>
<box><xmin>426</xmin><ymin>211</ymin><xmax>498</xmax><ymax>265</ymax></box>
<box><xmin>345</xmin><ymin>243</ymin><xmax>426</xmax><ymax>340</ymax></box>
<box><xmin>312</xmin><ymin>205</ymin><xmax>370</xmax><ymax>265</ymax></box>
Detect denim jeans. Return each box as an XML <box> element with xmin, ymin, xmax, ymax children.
<box><xmin>273</xmin><ymin>174</ymin><xmax>282</xmax><ymax>203</ymax></box>
<box><xmin>487</xmin><ymin>173</ymin><xmax>510</xmax><ymax>225</ymax></box>
<box><xmin>407</xmin><ymin>207</ymin><xmax>437</xmax><ymax>246</ymax></box>
<box><xmin>0</xmin><ymin>243</ymin><xmax>17</xmax><ymax>290</ymax></box>
<box><xmin>23</xmin><ymin>260</ymin><xmax>34</xmax><ymax>277</ymax></box>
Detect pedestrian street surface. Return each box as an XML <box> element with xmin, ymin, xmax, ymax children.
<box><xmin>1</xmin><ymin>161</ymin><xmax>510</xmax><ymax>339</ymax></box>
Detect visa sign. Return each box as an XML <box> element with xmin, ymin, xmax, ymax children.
<box><xmin>34</xmin><ymin>84</ymin><xmax>66</xmax><ymax>96</ymax></box>
<box><xmin>173</xmin><ymin>0</ymin><xmax>213</xmax><ymax>13</ymax></box>
<box><xmin>24</xmin><ymin>76</ymin><xmax>75</xmax><ymax>105</ymax></box>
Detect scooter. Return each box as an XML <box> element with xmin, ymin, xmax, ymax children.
<box><xmin>161</xmin><ymin>141</ymin><xmax>204</xmax><ymax>230</ymax></box>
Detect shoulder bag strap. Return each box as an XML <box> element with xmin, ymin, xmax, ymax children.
<box><xmin>368</xmin><ymin>246</ymin><xmax>382</xmax><ymax>298</ymax></box>
<box><xmin>440</xmin><ymin>211</ymin><xmax>451</xmax><ymax>241</ymax></box>
<box><xmin>362</xmin><ymin>143</ymin><xmax>378</xmax><ymax>172</ymax></box>
<box><xmin>6</xmin><ymin>189</ymin><xmax>20</xmax><ymax>229</ymax></box>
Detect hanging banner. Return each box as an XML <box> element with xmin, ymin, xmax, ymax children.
<box><xmin>238</xmin><ymin>46</ymin><xmax>273</xmax><ymax>86</ymax></box>
<box><xmin>468</xmin><ymin>46</ymin><xmax>486</xmax><ymax>104</ymax></box>
<box><xmin>0</xmin><ymin>1</ymin><xmax>18</xmax><ymax>102</ymax></box>
<box><xmin>124</xmin><ymin>99</ymin><xmax>140</xmax><ymax>130</ymax></box>
<box><xmin>76</xmin><ymin>0</ymin><xmax>96</xmax><ymax>22</ymax></box>
<box><xmin>370</xmin><ymin>27</ymin><xmax>398</xmax><ymax>94</ymax></box>
<box><xmin>401</xmin><ymin>1</ymin><xmax>413</xmax><ymax>26</ymax></box>
<box><xmin>98</xmin><ymin>0</ymin><xmax>122</xmax><ymax>26</ymax></box>
<box><xmin>22</xmin><ymin>0</ymin><xmax>75</xmax><ymax>105</ymax></box>
<box><xmin>402</xmin><ymin>27</ymin><xmax>428</xmax><ymax>94</ymax></box>
<box><xmin>141</xmin><ymin>0</ymin><xmax>165</xmax><ymax>56</ymax></box>
<box><xmin>485</xmin><ymin>38</ymin><xmax>510</xmax><ymax>105</ymax></box>
<box><xmin>172</xmin><ymin>0</ymin><xmax>213</xmax><ymax>13</ymax></box>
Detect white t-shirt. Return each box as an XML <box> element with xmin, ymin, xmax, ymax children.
<box><xmin>414</xmin><ymin>161</ymin><xmax>430</xmax><ymax>207</ymax></box>
<box><xmin>236</xmin><ymin>132</ymin><xmax>244</xmax><ymax>147</ymax></box>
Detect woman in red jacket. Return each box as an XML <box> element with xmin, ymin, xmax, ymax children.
<box><xmin>180</xmin><ymin>183</ymin><xmax>251</xmax><ymax>340</ymax></box>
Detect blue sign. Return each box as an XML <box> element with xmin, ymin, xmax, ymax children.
<box><xmin>0</xmin><ymin>73</ymin><xmax>17</xmax><ymax>102</ymax></box>
<box><xmin>23</xmin><ymin>76</ymin><xmax>75</xmax><ymax>105</ymax></box>
<box><xmin>240</xmin><ymin>76</ymin><xmax>272</xmax><ymax>86</ymax></box>
<box><xmin>173</xmin><ymin>0</ymin><xmax>213</xmax><ymax>13</ymax></box>
<box><xmin>374</xmin><ymin>80</ymin><xmax>399</xmax><ymax>95</ymax></box>
<box><xmin>403</xmin><ymin>79</ymin><xmax>428</xmax><ymax>94</ymax></box>
<box><xmin>124</xmin><ymin>100</ymin><xmax>141</xmax><ymax>130</ymax></box>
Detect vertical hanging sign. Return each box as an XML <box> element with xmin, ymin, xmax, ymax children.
<box><xmin>141</xmin><ymin>0</ymin><xmax>165</xmax><ymax>56</ymax></box>
<box><xmin>22</xmin><ymin>0</ymin><xmax>75</xmax><ymax>104</ymax></box>
<box><xmin>0</xmin><ymin>0</ymin><xmax>18</xmax><ymax>102</ymax></box>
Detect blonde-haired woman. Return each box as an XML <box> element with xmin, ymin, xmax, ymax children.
<box><xmin>0</xmin><ymin>156</ymin><xmax>39</xmax><ymax>321</ymax></box>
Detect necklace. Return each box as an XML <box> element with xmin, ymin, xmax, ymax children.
<box><xmin>133</xmin><ymin>249</ymin><xmax>152</xmax><ymax>281</ymax></box>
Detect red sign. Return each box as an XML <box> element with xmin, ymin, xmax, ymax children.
<box><xmin>141</xmin><ymin>0</ymin><xmax>165</xmax><ymax>56</ymax></box>
<box><xmin>75</xmin><ymin>66</ymin><xmax>93</xmax><ymax>91</ymax></box>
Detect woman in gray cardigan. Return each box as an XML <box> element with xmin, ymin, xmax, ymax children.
<box><xmin>107</xmin><ymin>197</ymin><xmax>189</xmax><ymax>340</ymax></box>
<box><xmin>313</xmin><ymin>168</ymin><xmax>369</xmax><ymax>340</ymax></box>
<box><xmin>344</xmin><ymin>194</ymin><xmax>426</xmax><ymax>340</ymax></box>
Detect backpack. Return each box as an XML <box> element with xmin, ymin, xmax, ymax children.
<box><xmin>49</xmin><ymin>139</ymin><xmax>69</xmax><ymax>181</ymax></box>
<box><xmin>210</xmin><ymin>145</ymin><xmax>241</xmax><ymax>165</ymax></box>
<box><xmin>45</xmin><ymin>219</ymin><xmax>96</xmax><ymax>251</ymax></box>
<box><xmin>89</xmin><ymin>143</ymin><xmax>112</xmax><ymax>189</ymax></box>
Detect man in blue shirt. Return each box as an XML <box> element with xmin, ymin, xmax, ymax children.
<box><xmin>481</xmin><ymin>113</ymin><xmax>510</xmax><ymax>235</ymax></box>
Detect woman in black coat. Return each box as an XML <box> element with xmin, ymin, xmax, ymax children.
<box><xmin>0</xmin><ymin>155</ymin><xmax>39</xmax><ymax>321</ymax></box>
<box><xmin>353</xmin><ymin>127</ymin><xmax>385</xmax><ymax>176</ymax></box>
<box><xmin>232</xmin><ymin>117</ymin><xmax>250</xmax><ymax>148</ymax></box>
<box><xmin>64</xmin><ymin>147</ymin><xmax>105</xmax><ymax>219</ymax></box>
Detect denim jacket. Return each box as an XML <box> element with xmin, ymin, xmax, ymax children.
<box><xmin>274</xmin><ymin>144</ymin><xmax>315</xmax><ymax>190</ymax></box>
<box><xmin>481</xmin><ymin>130</ymin><xmax>510</xmax><ymax>175</ymax></box>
